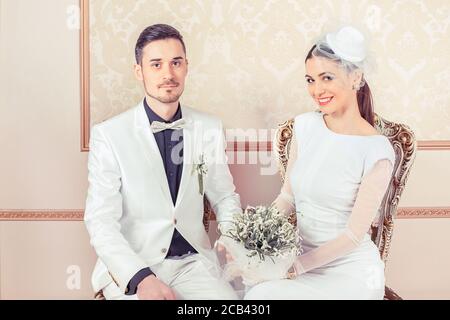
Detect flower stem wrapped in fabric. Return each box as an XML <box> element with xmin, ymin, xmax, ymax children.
<box><xmin>217</xmin><ymin>205</ymin><xmax>302</xmax><ymax>286</ymax></box>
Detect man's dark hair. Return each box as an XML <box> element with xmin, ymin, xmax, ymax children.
<box><xmin>135</xmin><ymin>24</ymin><xmax>186</xmax><ymax>64</ymax></box>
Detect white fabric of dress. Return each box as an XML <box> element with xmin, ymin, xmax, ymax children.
<box><xmin>245</xmin><ymin>111</ymin><xmax>395</xmax><ymax>300</ymax></box>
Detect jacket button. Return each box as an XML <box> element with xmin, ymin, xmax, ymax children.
<box><xmin>161</xmin><ymin>248</ymin><xmax>167</xmax><ymax>254</ymax></box>
<box><xmin>174</xmin><ymin>218</ymin><xmax>177</xmax><ymax>225</ymax></box>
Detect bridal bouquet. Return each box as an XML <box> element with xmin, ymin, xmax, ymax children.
<box><xmin>217</xmin><ymin>205</ymin><xmax>301</xmax><ymax>286</ymax></box>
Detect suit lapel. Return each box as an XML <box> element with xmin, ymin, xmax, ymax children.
<box><xmin>134</xmin><ymin>103</ymin><xmax>173</xmax><ymax>205</ymax></box>
<box><xmin>175</xmin><ymin>106</ymin><xmax>198</xmax><ymax>208</ymax></box>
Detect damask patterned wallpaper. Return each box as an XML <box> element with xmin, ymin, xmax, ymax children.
<box><xmin>90</xmin><ymin>0</ymin><xmax>450</xmax><ymax>140</ymax></box>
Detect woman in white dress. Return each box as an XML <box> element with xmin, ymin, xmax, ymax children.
<box><xmin>244</xmin><ymin>26</ymin><xmax>395</xmax><ymax>300</ymax></box>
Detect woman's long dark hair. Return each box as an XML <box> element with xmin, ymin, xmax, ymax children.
<box><xmin>305</xmin><ymin>45</ymin><xmax>375</xmax><ymax>126</ymax></box>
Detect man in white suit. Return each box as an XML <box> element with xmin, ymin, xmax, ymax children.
<box><xmin>84</xmin><ymin>24</ymin><xmax>241</xmax><ymax>300</ymax></box>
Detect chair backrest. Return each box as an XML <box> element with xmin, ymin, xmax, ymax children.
<box><xmin>274</xmin><ymin>112</ymin><xmax>417</xmax><ymax>263</ymax></box>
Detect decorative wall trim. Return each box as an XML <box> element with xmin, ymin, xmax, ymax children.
<box><xmin>226</xmin><ymin>141</ymin><xmax>450</xmax><ymax>152</ymax></box>
<box><xmin>417</xmin><ymin>141</ymin><xmax>450</xmax><ymax>151</ymax></box>
<box><xmin>84</xmin><ymin>138</ymin><xmax>450</xmax><ymax>153</ymax></box>
<box><xmin>0</xmin><ymin>210</ymin><xmax>84</xmax><ymax>221</ymax></box>
<box><xmin>1</xmin><ymin>207</ymin><xmax>449</xmax><ymax>221</ymax></box>
<box><xmin>396</xmin><ymin>207</ymin><xmax>450</xmax><ymax>219</ymax></box>
<box><xmin>228</xmin><ymin>141</ymin><xmax>272</xmax><ymax>152</ymax></box>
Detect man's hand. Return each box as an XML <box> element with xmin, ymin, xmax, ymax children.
<box><xmin>136</xmin><ymin>274</ymin><xmax>176</xmax><ymax>300</ymax></box>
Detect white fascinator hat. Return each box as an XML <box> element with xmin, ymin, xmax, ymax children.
<box><xmin>310</xmin><ymin>25</ymin><xmax>371</xmax><ymax>72</ymax></box>
<box><xmin>325</xmin><ymin>26</ymin><xmax>366</xmax><ymax>63</ymax></box>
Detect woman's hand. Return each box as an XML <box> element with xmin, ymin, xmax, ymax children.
<box><xmin>216</xmin><ymin>242</ymin><xmax>234</xmax><ymax>263</ymax></box>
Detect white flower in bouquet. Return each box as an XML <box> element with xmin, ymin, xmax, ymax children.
<box><xmin>217</xmin><ymin>205</ymin><xmax>302</xmax><ymax>286</ymax></box>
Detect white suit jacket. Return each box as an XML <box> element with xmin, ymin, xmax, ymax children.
<box><xmin>84</xmin><ymin>102</ymin><xmax>241</xmax><ymax>294</ymax></box>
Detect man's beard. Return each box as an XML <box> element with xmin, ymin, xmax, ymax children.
<box><xmin>144</xmin><ymin>83</ymin><xmax>183</xmax><ymax>104</ymax></box>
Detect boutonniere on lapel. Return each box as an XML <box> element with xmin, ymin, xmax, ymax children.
<box><xmin>192</xmin><ymin>153</ymin><xmax>208</xmax><ymax>196</ymax></box>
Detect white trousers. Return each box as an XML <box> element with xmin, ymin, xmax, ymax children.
<box><xmin>102</xmin><ymin>253</ymin><xmax>238</xmax><ymax>300</ymax></box>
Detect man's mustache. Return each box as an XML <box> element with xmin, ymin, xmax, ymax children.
<box><xmin>158</xmin><ymin>81</ymin><xmax>179</xmax><ymax>88</ymax></box>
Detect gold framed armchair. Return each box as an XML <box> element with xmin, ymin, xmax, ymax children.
<box><xmin>274</xmin><ymin>112</ymin><xmax>417</xmax><ymax>300</ymax></box>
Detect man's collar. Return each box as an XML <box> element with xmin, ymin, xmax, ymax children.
<box><xmin>143</xmin><ymin>98</ymin><xmax>182</xmax><ymax>124</ymax></box>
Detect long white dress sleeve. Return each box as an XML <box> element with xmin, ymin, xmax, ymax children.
<box><xmin>294</xmin><ymin>159</ymin><xmax>393</xmax><ymax>274</ymax></box>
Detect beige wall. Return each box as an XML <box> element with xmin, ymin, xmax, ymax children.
<box><xmin>386</xmin><ymin>218</ymin><xmax>450</xmax><ymax>300</ymax></box>
<box><xmin>0</xmin><ymin>0</ymin><xmax>449</xmax><ymax>299</ymax></box>
<box><xmin>0</xmin><ymin>222</ymin><xmax>96</xmax><ymax>299</ymax></box>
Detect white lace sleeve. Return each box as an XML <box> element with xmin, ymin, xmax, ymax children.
<box><xmin>294</xmin><ymin>159</ymin><xmax>393</xmax><ymax>274</ymax></box>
